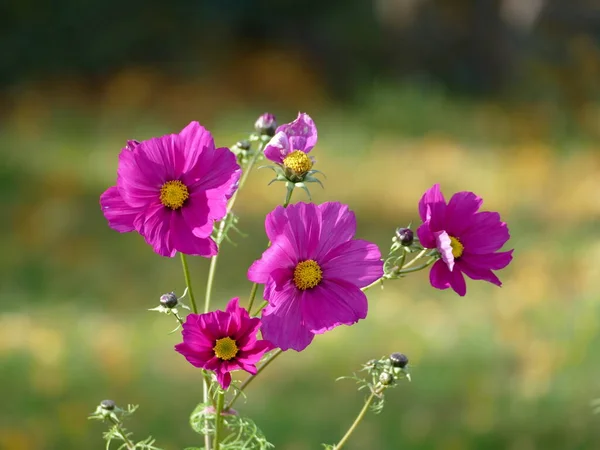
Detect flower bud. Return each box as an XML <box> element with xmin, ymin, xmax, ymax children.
<box><xmin>254</xmin><ymin>113</ymin><xmax>277</xmax><ymax>137</ymax></box>
<box><xmin>390</xmin><ymin>352</ymin><xmax>409</xmax><ymax>368</ymax></box>
<box><xmin>160</xmin><ymin>292</ymin><xmax>178</xmax><ymax>309</ymax></box>
<box><xmin>100</xmin><ymin>399</ymin><xmax>116</xmax><ymax>411</ymax></box>
<box><xmin>395</xmin><ymin>228</ymin><xmax>414</xmax><ymax>246</ymax></box>
<box><xmin>379</xmin><ymin>371</ymin><xmax>393</xmax><ymax>386</ymax></box>
<box><xmin>236</xmin><ymin>140</ymin><xmax>251</xmax><ymax>151</ymax></box>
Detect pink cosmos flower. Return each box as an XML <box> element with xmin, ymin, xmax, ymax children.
<box><xmin>263</xmin><ymin>112</ymin><xmax>317</xmax><ymax>177</ymax></box>
<box><xmin>248</xmin><ymin>202</ymin><xmax>384</xmax><ymax>352</ymax></box>
<box><xmin>100</xmin><ymin>122</ymin><xmax>240</xmax><ymax>257</ymax></box>
<box><xmin>174</xmin><ymin>298</ymin><xmax>274</xmax><ymax>390</ymax></box>
<box><xmin>417</xmin><ymin>184</ymin><xmax>513</xmax><ymax>296</ymax></box>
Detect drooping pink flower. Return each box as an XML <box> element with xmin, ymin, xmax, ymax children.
<box><xmin>263</xmin><ymin>112</ymin><xmax>317</xmax><ymax>177</ymax></box>
<box><xmin>248</xmin><ymin>202</ymin><xmax>384</xmax><ymax>352</ymax></box>
<box><xmin>100</xmin><ymin>122</ymin><xmax>241</xmax><ymax>257</ymax></box>
<box><xmin>174</xmin><ymin>298</ymin><xmax>274</xmax><ymax>390</ymax></box>
<box><xmin>417</xmin><ymin>184</ymin><xmax>513</xmax><ymax>296</ymax></box>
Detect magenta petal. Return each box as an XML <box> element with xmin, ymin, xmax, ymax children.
<box><xmin>215</xmin><ymin>370</ymin><xmax>232</xmax><ymax>390</ymax></box>
<box><xmin>416</xmin><ymin>221</ymin><xmax>436</xmax><ymax>249</ymax></box>
<box><xmin>247</xmin><ymin>242</ymin><xmax>295</xmax><ymax>284</ymax></box>
<box><xmin>136</xmin><ymin>204</ymin><xmax>175</xmax><ymax>257</ymax></box>
<box><xmin>100</xmin><ymin>186</ymin><xmax>141</xmax><ymax>232</ymax></box>
<box><xmin>277</xmin><ymin>112</ymin><xmax>318</xmax><ymax>153</ymax></box>
<box><xmin>314</xmin><ymin>202</ymin><xmax>358</xmax><ymax>260</ymax></box>
<box><xmin>449</xmin><ymin>268</ymin><xmax>467</xmax><ymax>296</ymax></box>
<box><xmin>429</xmin><ymin>259</ymin><xmax>452</xmax><ymax>290</ymax></box>
<box><xmin>137</xmin><ymin>134</ymin><xmax>185</xmax><ymax>180</ymax></box>
<box><xmin>435</xmin><ymin>230</ymin><xmax>455</xmax><ymax>272</ymax></box>
<box><xmin>321</xmin><ymin>240</ymin><xmax>383</xmax><ymax>288</ymax></box>
<box><xmin>263</xmin><ymin>131</ymin><xmax>291</xmax><ymax>163</ymax></box>
<box><xmin>177</xmin><ymin>121</ymin><xmax>216</xmax><ymax>174</ymax></box>
<box><xmin>460</xmin><ymin>212</ymin><xmax>510</xmax><ymax>254</ymax></box>
<box><xmin>301</xmin><ymin>281</ymin><xmax>368</xmax><ymax>334</ymax></box>
<box><xmin>117</xmin><ymin>148</ymin><xmax>164</xmax><ymax>208</ymax></box>
<box><xmin>456</xmin><ymin>259</ymin><xmax>502</xmax><ymax>286</ymax></box>
<box><xmin>445</xmin><ymin>191</ymin><xmax>483</xmax><ymax>236</ymax></box>
<box><xmin>169</xmin><ymin>212</ymin><xmax>217</xmax><ymax>257</ymax></box>
<box><xmin>182</xmin><ymin>192</ymin><xmax>213</xmax><ymax>238</ymax></box>
<box><xmin>185</xmin><ymin>145</ymin><xmax>241</xmax><ymax>194</ymax></box>
<box><xmin>461</xmin><ymin>250</ymin><xmax>513</xmax><ymax>271</ymax></box>
<box><xmin>260</xmin><ymin>297</ymin><xmax>314</xmax><ymax>352</ymax></box>
<box><xmin>418</xmin><ymin>184</ymin><xmax>446</xmax><ymax>226</ymax></box>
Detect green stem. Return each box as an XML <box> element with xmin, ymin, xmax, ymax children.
<box><xmin>251</xmin><ymin>301</ymin><xmax>268</xmax><ymax>317</ymax></box>
<box><xmin>398</xmin><ymin>257</ymin><xmax>437</xmax><ymax>274</ymax></box>
<box><xmin>401</xmin><ymin>248</ymin><xmax>427</xmax><ymax>269</ymax></box>
<box><xmin>225</xmin><ymin>349</ymin><xmax>283</xmax><ymax>410</ymax></box>
<box><xmin>172</xmin><ymin>311</ymin><xmax>184</xmax><ymax>325</ymax></box>
<box><xmin>333</xmin><ymin>392</ymin><xmax>376</xmax><ymax>450</ymax></box>
<box><xmin>247</xmin><ymin>282</ymin><xmax>259</xmax><ymax>316</ymax></box>
<box><xmin>108</xmin><ymin>417</ymin><xmax>135</xmax><ymax>450</ymax></box>
<box><xmin>214</xmin><ymin>391</ymin><xmax>225</xmax><ymax>450</ymax></box>
<box><xmin>361</xmin><ymin>278</ymin><xmax>384</xmax><ymax>293</ymax></box>
<box><xmin>283</xmin><ymin>187</ymin><xmax>294</xmax><ymax>208</ymax></box>
<box><xmin>179</xmin><ymin>253</ymin><xmax>198</xmax><ymax>314</ymax></box>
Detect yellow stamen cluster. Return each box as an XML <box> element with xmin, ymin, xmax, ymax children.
<box><xmin>159</xmin><ymin>180</ymin><xmax>189</xmax><ymax>210</ymax></box>
<box><xmin>449</xmin><ymin>236</ymin><xmax>464</xmax><ymax>259</ymax></box>
<box><xmin>293</xmin><ymin>259</ymin><xmax>323</xmax><ymax>290</ymax></box>
<box><xmin>213</xmin><ymin>337</ymin><xmax>239</xmax><ymax>361</ymax></box>
<box><xmin>283</xmin><ymin>150</ymin><xmax>312</xmax><ymax>175</ymax></box>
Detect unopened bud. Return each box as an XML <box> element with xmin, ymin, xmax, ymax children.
<box><xmin>390</xmin><ymin>352</ymin><xmax>409</xmax><ymax>368</ymax></box>
<box><xmin>395</xmin><ymin>228</ymin><xmax>414</xmax><ymax>246</ymax></box>
<box><xmin>379</xmin><ymin>371</ymin><xmax>393</xmax><ymax>386</ymax></box>
<box><xmin>236</xmin><ymin>140</ymin><xmax>251</xmax><ymax>151</ymax></box>
<box><xmin>100</xmin><ymin>399</ymin><xmax>116</xmax><ymax>411</ymax></box>
<box><xmin>160</xmin><ymin>292</ymin><xmax>178</xmax><ymax>309</ymax></box>
<box><xmin>254</xmin><ymin>113</ymin><xmax>277</xmax><ymax>137</ymax></box>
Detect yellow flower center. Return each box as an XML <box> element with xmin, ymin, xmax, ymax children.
<box><xmin>283</xmin><ymin>150</ymin><xmax>312</xmax><ymax>174</ymax></box>
<box><xmin>449</xmin><ymin>236</ymin><xmax>464</xmax><ymax>259</ymax></box>
<box><xmin>159</xmin><ymin>180</ymin><xmax>189</xmax><ymax>210</ymax></box>
<box><xmin>213</xmin><ymin>337</ymin><xmax>239</xmax><ymax>361</ymax></box>
<box><xmin>293</xmin><ymin>259</ymin><xmax>323</xmax><ymax>290</ymax></box>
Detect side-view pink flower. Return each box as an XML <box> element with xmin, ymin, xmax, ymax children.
<box><xmin>264</xmin><ymin>112</ymin><xmax>317</xmax><ymax>176</ymax></box>
<box><xmin>174</xmin><ymin>298</ymin><xmax>274</xmax><ymax>390</ymax></box>
<box><xmin>100</xmin><ymin>122</ymin><xmax>241</xmax><ymax>257</ymax></box>
<box><xmin>248</xmin><ymin>202</ymin><xmax>384</xmax><ymax>352</ymax></box>
<box><xmin>417</xmin><ymin>184</ymin><xmax>513</xmax><ymax>296</ymax></box>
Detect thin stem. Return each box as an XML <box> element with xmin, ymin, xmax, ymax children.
<box><xmin>283</xmin><ymin>187</ymin><xmax>294</xmax><ymax>208</ymax></box>
<box><xmin>246</xmin><ymin>282</ymin><xmax>259</xmax><ymax>315</ymax></box>
<box><xmin>213</xmin><ymin>391</ymin><xmax>225</xmax><ymax>450</ymax></box>
<box><xmin>108</xmin><ymin>417</ymin><xmax>135</xmax><ymax>450</ymax></box>
<box><xmin>179</xmin><ymin>253</ymin><xmax>198</xmax><ymax>314</ymax></box>
<box><xmin>361</xmin><ymin>277</ymin><xmax>384</xmax><ymax>293</ymax></box>
<box><xmin>203</xmin><ymin>377</ymin><xmax>212</xmax><ymax>450</ymax></box>
<box><xmin>398</xmin><ymin>257</ymin><xmax>437</xmax><ymax>274</ymax></box>
<box><xmin>251</xmin><ymin>300</ymin><xmax>268</xmax><ymax>317</ymax></box>
<box><xmin>225</xmin><ymin>349</ymin><xmax>283</xmax><ymax>410</ymax></box>
<box><xmin>401</xmin><ymin>248</ymin><xmax>427</xmax><ymax>269</ymax></box>
<box><xmin>172</xmin><ymin>311</ymin><xmax>184</xmax><ymax>325</ymax></box>
<box><xmin>333</xmin><ymin>392</ymin><xmax>376</xmax><ymax>450</ymax></box>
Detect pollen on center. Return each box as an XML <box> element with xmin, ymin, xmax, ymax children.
<box><xmin>213</xmin><ymin>337</ymin><xmax>239</xmax><ymax>361</ymax></box>
<box><xmin>449</xmin><ymin>236</ymin><xmax>464</xmax><ymax>259</ymax></box>
<box><xmin>293</xmin><ymin>259</ymin><xmax>323</xmax><ymax>290</ymax></box>
<box><xmin>160</xmin><ymin>180</ymin><xmax>189</xmax><ymax>210</ymax></box>
<box><xmin>283</xmin><ymin>150</ymin><xmax>312</xmax><ymax>175</ymax></box>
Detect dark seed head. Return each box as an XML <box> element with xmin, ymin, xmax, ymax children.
<box><xmin>100</xmin><ymin>399</ymin><xmax>116</xmax><ymax>411</ymax></box>
<box><xmin>160</xmin><ymin>292</ymin><xmax>178</xmax><ymax>309</ymax></box>
<box><xmin>395</xmin><ymin>228</ymin><xmax>414</xmax><ymax>246</ymax></box>
<box><xmin>390</xmin><ymin>352</ymin><xmax>409</xmax><ymax>368</ymax></box>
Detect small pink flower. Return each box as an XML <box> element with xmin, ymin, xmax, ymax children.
<box><xmin>174</xmin><ymin>298</ymin><xmax>274</xmax><ymax>390</ymax></box>
<box><xmin>417</xmin><ymin>184</ymin><xmax>513</xmax><ymax>296</ymax></box>
<box><xmin>100</xmin><ymin>122</ymin><xmax>241</xmax><ymax>257</ymax></box>
<box><xmin>248</xmin><ymin>202</ymin><xmax>384</xmax><ymax>352</ymax></box>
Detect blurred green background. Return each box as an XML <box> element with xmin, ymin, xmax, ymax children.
<box><xmin>1</xmin><ymin>0</ymin><xmax>600</xmax><ymax>449</ymax></box>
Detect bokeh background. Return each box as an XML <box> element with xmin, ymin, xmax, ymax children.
<box><xmin>2</xmin><ymin>0</ymin><xmax>600</xmax><ymax>449</ymax></box>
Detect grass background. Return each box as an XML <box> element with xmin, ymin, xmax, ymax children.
<box><xmin>1</xmin><ymin>78</ymin><xmax>600</xmax><ymax>449</ymax></box>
